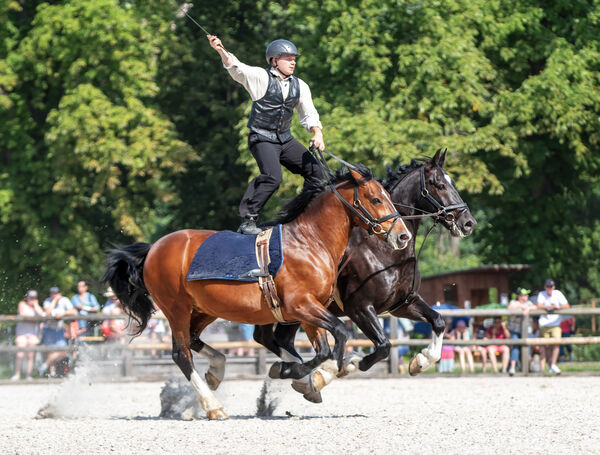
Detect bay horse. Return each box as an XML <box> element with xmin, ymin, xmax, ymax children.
<box><xmin>103</xmin><ymin>164</ymin><xmax>411</xmax><ymax>420</ymax></box>
<box><xmin>254</xmin><ymin>150</ymin><xmax>477</xmax><ymax>400</ymax></box>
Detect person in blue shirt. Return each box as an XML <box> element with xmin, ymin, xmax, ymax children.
<box><xmin>71</xmin><ymin>280</ymin><xmax>100</xmax><ymax>337</ymax></box>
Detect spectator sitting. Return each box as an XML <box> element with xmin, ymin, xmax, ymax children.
<box><xmin>473</xmin><ymin>320</ymin><xmax>489</xmax><ymax>373</ymax></box>
<box><xmin>451</xmin><ymin>319</ymin><xmax>474</xmax><ymax>374</ymax></box>
<box><xmin>438</xmin><ymin>319</ymin><xmax>455</xmax><ymax>373</ymax></box>
<box><xmin>12</xmin><ymin>290</ymin><xmax>45</xmax><ymax>381</ymax></box>
<box><xmin>71</xmin><ymin>279</ymin><xmax>100</xmax><ymax>337</ymax></box>
<box><xmin>40</xmin><ymin>287</ymin><xmax>77</xmax><ymax>377</ymax></box>
<box><xmin>101</xmin><ymin>300</ymin><xmax>127</xmax><ymax>343</ymax></box>
<box><xmin>536</xmin><ymin>278</ymin><xmax>570</xmax><ymax>375</ymax></box>
<box><xmin>507</xmin><ymin>287</ymin><xmax>536</xmax><ymax>376</ymax></box>
<box><xmin>484</xmin><ymin>317</ymin><xmax>510</xmax><ymax>374</ymax></box>
<box><xmin>529</xmin><ymin>318</ymin><xmax>543</xmax><ymax>372</ymax></box>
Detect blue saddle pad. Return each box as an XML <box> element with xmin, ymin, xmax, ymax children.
<box><xmin>186</xmin><ymin>225</ymin><xmax>283</xmax><ymax>282</ymax></box>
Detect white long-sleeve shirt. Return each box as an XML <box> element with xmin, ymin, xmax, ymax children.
<box><xmin>224</xmin><ymin>55</ymin><xmax>322</xmax><ymax>132</ymax></box>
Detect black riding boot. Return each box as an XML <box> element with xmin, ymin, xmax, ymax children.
<box><xmin>237</xmin><ymin>214</ymin><xmax>262</xmax><ymax>235</ymax></box>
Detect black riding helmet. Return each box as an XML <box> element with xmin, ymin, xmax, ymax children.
<box><xmin>265</xmin><ymin>39</ymin><xmax>300</xmax><ymax>65</ymax></box>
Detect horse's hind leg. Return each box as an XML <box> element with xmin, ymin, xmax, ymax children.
<box><xmin>189</xmin><ymin>312</ymin><xmax>225</xmax><ymax>391</ymax></box>
<box><xmin>391</xmin><ymin>294</ymin><xmax>445</xmax><ymax>376</ymax></box>
<box><xmin>169</xmin><ymin>310</ymin><xmax>227</xmax><ymax>420</ymax></box>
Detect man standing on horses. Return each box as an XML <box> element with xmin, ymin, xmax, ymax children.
<box><xmin>208</xmin><ymin>35</ymin><xmax>326</xmax><ymax>234</ymax></box>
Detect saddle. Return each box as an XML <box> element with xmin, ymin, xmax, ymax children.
<box><xmin>186</xmin><ymin>226</ymin><xmax>285</xmax><ymax>322</ymax></box>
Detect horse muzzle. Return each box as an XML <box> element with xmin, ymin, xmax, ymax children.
<box><xmin>387</xmin><ymin>228</ymin><xmax>411</xmax><ymax>250</ymax></box>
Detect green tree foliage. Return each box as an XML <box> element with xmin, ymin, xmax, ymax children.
<box><xmin>1</xmin><ymin>0</ymin><xmax>599</xmax><ymax>311</ymax></box>
<box><xmin>0</xmin><ymin>0</ymin><xmax>193</xmax><ymax>309</ymax></box>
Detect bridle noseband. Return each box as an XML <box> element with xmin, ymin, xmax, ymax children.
<box><xmin>330</xmin><ymin>183</ymin><xmax>402</xmax><ymax>238</ymax></box>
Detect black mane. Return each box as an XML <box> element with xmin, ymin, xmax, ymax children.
<box><xmin>382</xmin><ymin>157</ymin><xmax>429</xmax><ymax>192</ymax></box>
<box><xmin>276</xmin><ymin>163</ymin><xmax>374</xmax><ymax>224</ymax></box>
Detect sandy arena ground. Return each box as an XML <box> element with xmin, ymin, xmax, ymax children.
<box><xmin>0</xmin><ymin>374</ymin><xmax>598</xmax><ymax>455</ymax></box>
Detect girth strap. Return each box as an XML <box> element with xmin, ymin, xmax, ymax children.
<box><xmin>255</xmin><ymin>229</ymin><xmax>286</xmax><ymax>323</ymax></box>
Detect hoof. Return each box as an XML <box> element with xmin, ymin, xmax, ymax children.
<box><xmin>291</xmin><ymin>380</ymin><xmax>322</xmax><ymax>404</ymax></box>
<box><xmin>269</xmin><ymin>362</ymin><xmax>283</xmax><ymax>379</ymax></box>
<box><xmin>207</xmin><ymin>407</ymin><xmax>228</xmax><ymax>420</ymax></box>
<box><xmin>302</xmin><ymin>391</ymin><xmax>323</xmax><ymax>403</ymax></box>
<box><xmin>291</xmin><ymin>379</ymin><xmax>311</xmax><ymax>395</ymax></box>
<box><xmin>205</xmin><ymin>371</ymin><xmax>221</xmax><ymax>391</ymax></box>
<box><xmin>409</xmin><ymin>356</ymin><xmax>422</xmax><ymax>376</ymax></box>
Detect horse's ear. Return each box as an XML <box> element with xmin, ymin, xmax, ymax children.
<box><xmin>439</xmin><ymin>148</ymin><xmax>447</xmax><ymax>168</ymax></box>
<box><xmin>350</xmin><ymin>169</ymin><xmax>364</xmax><ymax>184</ymax></box>
<box><xmin>426</xmin><ymin>149</ymin><xmax>442</xmax><ymax>169</ymax></box>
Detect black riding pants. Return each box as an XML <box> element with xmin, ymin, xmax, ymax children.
<box><xmin>238</xmin><ymin>135</ymin><xmax>324</xmax><ymax>219</ymax></box>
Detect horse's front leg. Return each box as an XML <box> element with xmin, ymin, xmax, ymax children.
<box><xmin>391</xmin><ymin>294</ymin><xmax>445</xmax><ymax>375</ymax></box>
<box><xmin>344</xmin><ymin>303</ymin><xmax>392</xmax><ymax>372</ymax></box>
<box><xmin>277</xmin><ymin>297</ymin><xmax>348</xmax><ymax>377</ymax></box>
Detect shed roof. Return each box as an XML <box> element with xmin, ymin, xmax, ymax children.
<box><xmin>422</xmin><ymin>264</ymin><xmax>531</xmax><ymax>280</ymax></box>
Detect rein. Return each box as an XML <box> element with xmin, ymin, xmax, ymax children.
<box><xmin>309</xmin><ymin>146</ymin><xmax>402</xmax><ymax>238</ymax></box>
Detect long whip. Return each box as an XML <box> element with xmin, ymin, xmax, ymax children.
<box><xmin>175</xmin><ymin>3</ymin><xmax>229</xmax><ymax>53</ymax></box>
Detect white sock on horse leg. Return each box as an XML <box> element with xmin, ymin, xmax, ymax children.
<box><xmin>189</xmin><ymin>370</ymin><xmax>223</xmax><ymax>412</ymax></box>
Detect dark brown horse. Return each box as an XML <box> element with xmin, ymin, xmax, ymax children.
<box><xmin>254</xmin><ymin>150</ymin><xmax>477</xmax><ymax>400</ymax></box>
<box><xmin>104</xmin><ymin>165</ymin><xmax>411</xmax><ymax>419</ymax></box>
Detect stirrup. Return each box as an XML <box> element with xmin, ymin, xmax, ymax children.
<box><xmin>237</xmin><ymin>221</ymin><xmax>262</xmax><ymax>235</ymax></box>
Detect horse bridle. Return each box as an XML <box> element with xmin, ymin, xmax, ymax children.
<box><xmin>309</xmin><ymin>146</ymin><xmax>402</xmax><ymax>238</ymax></box>
<box><xmin>329</xmin><ymin>183</ymin><xmax>402</xmax><ymax>237</ymax></box>
<box><xmin>391</xmin><ymin>165</ymin><xmax>469</xmax><ymax>228</ymax></box>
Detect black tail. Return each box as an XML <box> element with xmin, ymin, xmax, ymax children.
<box><xmin>103</xmin><ymin>242</ymin><xmax>154</xmax><ymax>336</ymax></box>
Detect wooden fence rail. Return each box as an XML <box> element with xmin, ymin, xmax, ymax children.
<box><xmin>1</xmin><ymin>307</ymin><xmax>599</xmax><ymax>376</ymax></box>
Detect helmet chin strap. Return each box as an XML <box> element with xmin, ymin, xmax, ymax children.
<box><xmin>273</xmin><ymin>58</ymin><xmax>292</xmax><ymax>78</ymax></box>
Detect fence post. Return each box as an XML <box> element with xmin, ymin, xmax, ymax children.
<box><xmin>388</xmin><ymin>316</ymin><xmax>399</xmax><ymax>375</ymax></box>
<box><xmin>521</xmin><ymin>313</ymin><xmax>530</xmax><ymax>375</ymax></box>
<box><xmin>256</xmin><ymin>348</ymin><xmax>266</xmax><ymax>375</ymax></box>
<box><xmin>121</xmin><ymin>348</ymin><xmax>133</xmax><ymax>377</ymax></box>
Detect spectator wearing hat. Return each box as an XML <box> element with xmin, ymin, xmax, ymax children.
<box><xmin>40</xmin><ymin>287</ymin><xmax>77</xmax><ymax>377</ymax></box>
<box><xmin>451</xmin><ymin>319</ymin><xmax>475</xmax><ymax>373</ymax></box>
<box><xmin>536</xmin><ymin>279</ymin><xmax>569</xmax><ymax>375</ymax></box>
<box><xmin>507</xmin><ymin>287</ymin><xmax>536</xmax><ymax>376</ymax></box>
<box><xmin>101</xmin><ymin>287</ymin><xmax>119</xmax><ymax>315</ymax></box>
<box><xmin>11</xmin><ymin>290</ymin><xmax>45</xmax><ymax>380</ymax></box>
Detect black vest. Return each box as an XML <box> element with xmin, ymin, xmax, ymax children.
<box><xmin>247</xmin><ymin>69</ymin><xmax>300</xmax><ymax>143</ymax></box>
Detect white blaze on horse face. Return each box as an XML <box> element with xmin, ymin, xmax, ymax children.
<box><xmin>444</xmin><ymin>172</ymin><xmax>453</xmax><ymax>186</ymax></box>
<box><xmin>189</xmin><ymin>370</ymin><xmax>223</xmax><ymax>412</ymax></box>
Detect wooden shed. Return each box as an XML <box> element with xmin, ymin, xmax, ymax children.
<box><xmin>419</xmin><ymin>264</ymin><xmax>532</xmax><ymax>308</ymax></box>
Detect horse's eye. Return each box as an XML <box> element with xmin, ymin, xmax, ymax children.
<box><xmin>371</xmin><ymin>197</ymin><xmax>382</xmax><ymax>204</ymax></box>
